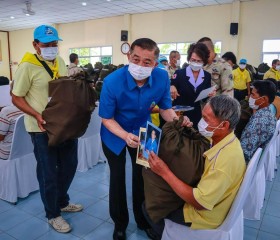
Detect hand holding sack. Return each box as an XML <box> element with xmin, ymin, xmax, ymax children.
<box><xmin>143</xmin><ymin>116</ymin><xmax>210</xmax><ymax>223</ymax></box>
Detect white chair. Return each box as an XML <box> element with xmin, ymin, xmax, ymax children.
<box><xmin>244</xmin><ymin>146</ymin><xmax>269</xmax><ymax>220</ymax></box>
<box><xmin>77</xmin><ymin>105</ymin><xmax>106</xmax><ymax>172</ymax></box>
<box><xmin>0</xmin><ymin>115</ymin><xmax>39</xmax><ymax>203</ymax></box>
<box><xmin>0</xmin><ymin>85</ymin><xmax>12</xmax><ymax>107</ymax></box>
<box><xmin>162</xmin><ymin>148</ymin><xmax>262</xmax><ymax>240</ymax></box>
<box><xmin>264</xmin><ymin>120</ymin><xmax>280</xmax><ymax>181</ymax></box>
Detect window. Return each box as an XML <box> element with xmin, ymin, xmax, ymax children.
<box><xmin>158</xmin><ymin>41</ymin><xmax>222</xmax><ymax>63</ymax></box>
<box><xmin>262</xmin><ymin>40</ymin><xmax>280</xmax><ymax>66</ymax></box>
<box><xmin>69</xmin><ymin>46</ymin><xmax>113</xmax><ymax>66</ymax></box>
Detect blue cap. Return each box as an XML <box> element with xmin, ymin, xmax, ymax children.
<box><xmin>34</xmin><ymin>25</ymin><xmax>62</xmax><ymax>43</ymax></box>
<box><xmin>158</xmin><ymin>55</ymin><xmax>168</xmax><ymax>64</ymax></box>
<box><xmin>239</xmin><ymin>58</ymin><xmax>247</xmax><ymax>64</ymax></box>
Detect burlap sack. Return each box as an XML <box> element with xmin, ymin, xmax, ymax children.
<box><xmin>42</xmin><ymin>72</ymin><xmax>97</xmax><ymax>146</ymax></box>
<box><xmin>143</xmin><ymin>116</ymin><xmax>210</xmax><ymax>223</ymax></box>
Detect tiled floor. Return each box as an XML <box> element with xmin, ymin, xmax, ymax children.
<box><xmin>0</xmin><ymin>156</ymin><xmax>279</xmax><ymax>240</ymax></box>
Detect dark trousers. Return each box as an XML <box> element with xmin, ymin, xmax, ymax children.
<box><xmin>30</xmin><ymin>132</ymin><xmax>78</xmax><ymax>219</ymax></box>
<box><xmin>142</xmin><ymin>204</ymin><xmax>190</xmax><ymax>239</ymax></box>
<box><xmin>234</xmin><ymin>89</ymin><xmax>248</xmax><ymax>102</ymax></box>
<box><xmin>102</xmin><ymin>142</ymin><xmax>150</xmax><ymax>231</ymax></box>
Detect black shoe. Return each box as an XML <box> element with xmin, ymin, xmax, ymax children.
<box><xmin>143</xmin><ymin>228</ymin><xmax>159</xmax><ymax>240</ymax></box>
<box><xmin>113</xmin><ymin>229</ymin><xmax>126</xmax><ymax>240</ymax></box>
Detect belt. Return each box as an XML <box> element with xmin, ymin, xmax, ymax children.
<box><xmin>234</xmin><ymin>89</ymin><xmax>247</xmax><ymax>92</ymax></box>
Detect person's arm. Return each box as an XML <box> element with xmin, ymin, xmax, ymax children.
<box><xmin>148</xmin><ymin>152</ymin><xmax>204</xmax><ymax>209</ymax></box>
<box><xmin>247</xmin><ymin>71</ymin><xmax>252</xmax><ymax>97</ymax></box>
<box><xmin>102</xmin><ymin>118</ymin><xmax>139</xmax><ymax>148</ymax></box>
<box><xmin>11</xmin><ymin>94</ymin><xmax>46</xmax><ymax>131</ymax></box>
<box><xmin>159</xmin><ymin>108</ymin><xmax>193</xmax><ymax>127</ymax></box>
<box><xmin>240</xmin><ymin>114</ymin><xmax>259</xmax><ymax>162</ymax></box>
<box><xmin>220</xmin><ymin>64</ymin><xmax>233</xmax><ymax>97</ymax></box>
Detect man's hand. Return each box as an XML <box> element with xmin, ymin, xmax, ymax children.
<box><xmin>35</xmin><ymin>114</ymin><xmax>46</xmax><ymax>132</ymax></box>
<box><xmin>125</xmin><ymin>132</ymin><xmax>140</xmax><ymax>148</ymax></box>
<box><xmin>148</xmin><ymin>151</ymin><xmax>170</xmax><ymax>177</ymax></box>
<box><xmin>208</xmin><ymin>89</ymin><xmax>216</xmax><ymax>97</ymax></box>
<box><xmin>170</xmin><ymin>85</ymin><xmax>180</xmax><ymax>100</ymax></box>
<box><xmin>181</xmin><ymin>116</ymin><xmax>193</xmax><ymax>127</ymax></box>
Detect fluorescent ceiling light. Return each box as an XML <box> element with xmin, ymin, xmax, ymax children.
<box><xmin>82</xmin><ymin>2</ymin><xmax>87</xmax><ymax>6</ymax></box>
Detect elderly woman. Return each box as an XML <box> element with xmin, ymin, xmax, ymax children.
<box><xmin>170</xmin><ymin>43</ymin><xmax>212</xmax><ymax>129</ymax></box>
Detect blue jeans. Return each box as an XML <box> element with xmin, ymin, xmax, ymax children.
<box><xmin>30</xmin><ymin>132</ymin><xmax>78</xmax><ymax>219</ymax></box>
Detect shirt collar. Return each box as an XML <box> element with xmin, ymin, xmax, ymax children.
<box><xmin>126</xmin><ymin>68</ymin><xmax>153</xmax><ymax>90</ymax></box>
<box><xmin>186</xmin><ymin>66</ymin><xmax>205</xmax><ymax>89</ymax></box>
<box><xmin>204</xmin><ymin>131</ymin><xmax>236</xmax><ymax>161</ymax></box>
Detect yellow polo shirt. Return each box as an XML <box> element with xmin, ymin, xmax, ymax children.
<box><xmin>183</xmin><ymin>131</ymin><xmax>246</xmax><ymax>229</ymax></box>
<box><xmin>13</xmin><ymin>52</ymin><xmax>67</xmax><ymax>132</ymax></box>
<box><xmin>264</xmin><ymin>68</ymin><xmax>280</xmax><ymax>80</ymax></box>
<box><xmin>232</xmin><ymin>68</ymin><xmax>251</xmax><ymax>90</ymax></box>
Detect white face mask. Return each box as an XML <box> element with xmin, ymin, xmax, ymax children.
<box><xmin>198</xmin><ymin>118</ymin><xmax>224</xmax><ymax>138</ymax></box>
<box><xmin>249</xmin><ymin>96</ymin><xmax>263</xmax><ymax>110</ymax></box>
<box><xmin>128</xmin><ymin>62</ymin><xmax>153</xmax><ymax>81</ymax></box>
<box><xmin>176</xmin><ymin>59</ymin><xmax>181</xmax><ymax>67</ymax></box>
<box><xmin>189</xmin><ymin>61</ymin><xmax>203</xmax><ymax>72</ymax></box>
<box><xmin>40</xmin><ymin>47</ymin><xmax>58</xmax><ymax>61</ymax></box>
<box><xmin>239</xmin><ymin>64</ymin><xmax>246</xmax><ymax>69</ymax></box>
<box><xmin>276</xmin><ymin>65</ymin><xmax>280</xmax><ymax>71</ymax></box>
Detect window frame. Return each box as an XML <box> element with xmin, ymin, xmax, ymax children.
<box><xmin>69</xmin><ymin>46</ymin><xmax>113</xmax><ymax>66</ymax></box>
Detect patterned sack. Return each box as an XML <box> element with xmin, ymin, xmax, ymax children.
<box><xmin>143</xmin><ymin>116</ymin><xmax>210</xmax><ymax>223</ymax></box>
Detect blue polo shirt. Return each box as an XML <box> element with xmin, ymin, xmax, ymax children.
<box><xmin>99</xmin><ymin>65</ymin><xmax>172</xmax><ymax>155</ymax></box>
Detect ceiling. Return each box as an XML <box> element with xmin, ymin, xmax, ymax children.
<box><xmin>0</xmin><ymin>0</ymin><xmax>253</xmax><ymax>32</ymax></box>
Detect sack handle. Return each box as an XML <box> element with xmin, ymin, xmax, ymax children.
<box><xmin>34</xmin><ymin>54</ymin><xmax>54</xmax><ymax>79</ymax></box>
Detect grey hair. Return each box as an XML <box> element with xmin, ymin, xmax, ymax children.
<box><xmin>208</xmin><ymin>95</ymin><xmax>241</xmax><ymax>130</ymax></box>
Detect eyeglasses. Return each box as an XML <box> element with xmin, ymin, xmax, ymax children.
<box><xmin>189</xmin><ymin>58</ymin><xmax>203</xmax><ymax>64</ymax></box>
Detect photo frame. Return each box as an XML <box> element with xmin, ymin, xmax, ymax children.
<box><xmin>136</xmin><ymin>122</ymin><xmax>162</xmax><ymax>168</ymax></box>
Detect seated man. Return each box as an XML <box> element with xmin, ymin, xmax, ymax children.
<box><xmin>241</xmin><ymin>80</ymin><xmax>277</xmax><ymax>163</ymax></box>
<box><xmin>0</xmin><ymin>82</ymin><xmax>23</xmax><ymax>160</ymax></box>
<box><xmin>67</xmin><ymin>53</ymin><xmax>83</xmax><ymax>76</ymax></box>
<box><xmin>145</xmin><ymin>95</ymin><xmax>246</xmax><ymax>238</ymax></box>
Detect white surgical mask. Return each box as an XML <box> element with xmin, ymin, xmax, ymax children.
<box><xmin>198</xmin><ymin>118</ymin><xmax>224</xmax><ymax>138</ymax></box>
<box><xmin>176</xmin><ymin>59</ymin><xmax>181</xmax><ymax>67</ymax></box>
<box><xmin>249</xmin><ymin>96</ymin><xmax>263</xmax><ymax>110</ymax></box>
<box><xmin>189</xmin><ymin>61</ymin><xmax>203</xmax><ymax>72</ymax></box>
<box><xmin>239</xmin><ymin>64</ymin><xmax>246</xmax><ymax>70</ymax></box>
<box><xmin>40</xmin><ymin>47</ymin><xmax>58</xmax><ymax>61</ymax></box>
<box><xmin>128</xmin><ymin>62</ymin><xmax>153</xmax><ymax>81</ymax></box>
<box><xmin>276</xmin><ymin>65</ymin><xmax>280</xmax><ymax>71</ymax></box>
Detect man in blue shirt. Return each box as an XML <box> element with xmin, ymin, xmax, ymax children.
<box><xmin>144</xmin><ymin>130</ymin><xmax>158</xmax><ymax>159</ymax></box>
<box><xmin>99</xmin><ymin>38</ymin><xmax>192</xmax><ymax>240</ymax></box>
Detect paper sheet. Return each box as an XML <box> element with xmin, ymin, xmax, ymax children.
<box><xmin>194</xmin><ymin>86</ymin><xmax>216</xmax><ymax>102</ymax></box>
<box><xmin>0</xmin><ymin>85</ymin><xmax>12</xmax><ymax>107</ymax></box>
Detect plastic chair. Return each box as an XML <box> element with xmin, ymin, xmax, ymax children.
<box><xmin>77</xmin><ymin>105</ymin><xmax>106</xmax><ymax>172</ymax></box>
<box><xmin>0</xmin><ymin>115</ymin><xmax>39</xmax><ymax>203</ymax></box>
<box><xmin>264</xmin><ymin>120</ymin><xmax>280</xmax><ymax>181</ymax></box>
<box><xmin>162</xmin><ymin>148</ymin><xmax>262</xmax><ymax>240</ymax></box>
<box><xmin>244</xmin><ymin>146</ymin><xmax>269</xmax><ymax>220</ymax></box>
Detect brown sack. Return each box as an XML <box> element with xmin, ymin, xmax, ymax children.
<box><xmin>143</xmin><ymin>116</ymin><xmax>210</xmax><ymax>223</ymax></box>
<box><xmin>42</xmin><ymin>72</ymin><xmax>97</xmax><ymax>146</ymax></box>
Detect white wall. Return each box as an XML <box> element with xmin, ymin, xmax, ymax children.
<box><xmin>5</xmin><ymin>0</ymin><xmax>280</xmax><ymax>79</ymax></box>
<box><xmin>0</xmin><ymin>31</ymin><xmax>10</xmax><ymax>79</ymax></box>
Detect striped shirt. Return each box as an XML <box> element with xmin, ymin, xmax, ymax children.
<box><xmin>0</xmin><ymin>105</ymin><xmax>23</xmax><ymax>160</ymax></box>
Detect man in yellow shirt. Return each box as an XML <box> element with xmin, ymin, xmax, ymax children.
<box><xmin>145</xmin><ymin>95</ymin><xmax>246</xmax><ymax>239</ymax></box>
<box><xmin>264</xmin><ymin>59</ymin><xmax>280</xmax><ymax>80</ymax></box>
<box><xmin>233</xmin><ymin>58</ymin><xmax>251</xmax><ymax>101</ymax></box>
<box><xmin>12</xmin><ymin>25</ymin><xmax>82</xmax><ymax>234</ymax></box>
